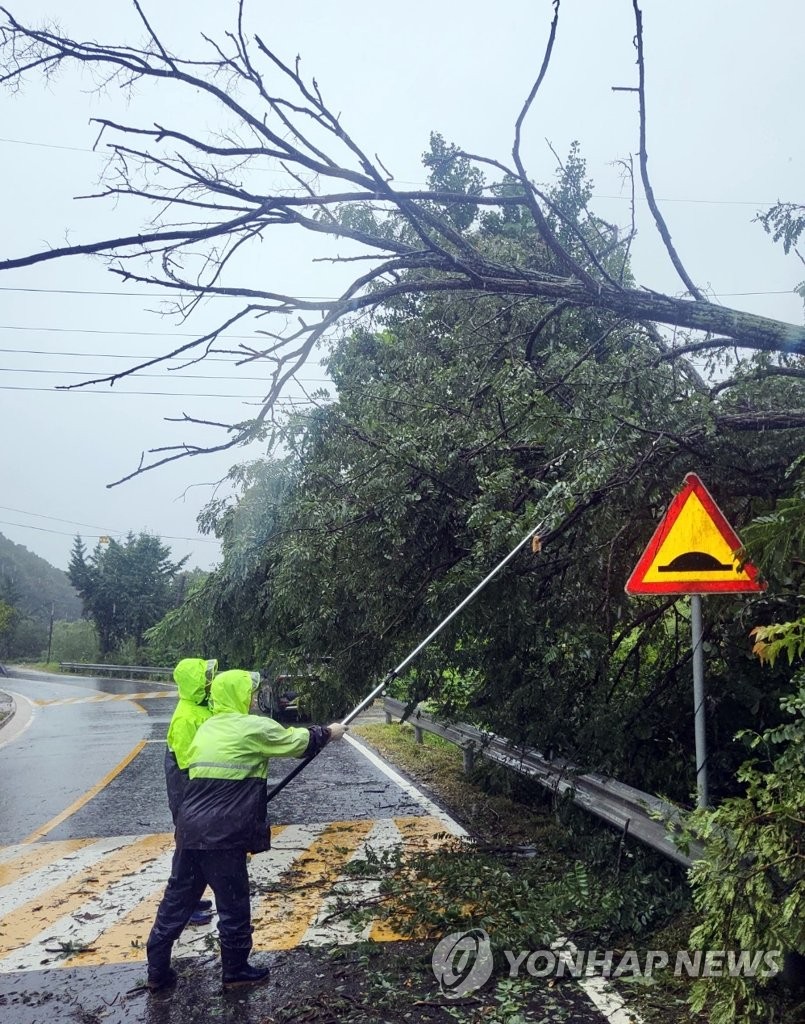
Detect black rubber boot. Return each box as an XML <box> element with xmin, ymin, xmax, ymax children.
<box><xmin>222</xmin><ymin>962</ymin><xmax>270</xmax><ymax>988</ymax></box>
<box><xmin>147</xmin><ymin>966</ymin><xmax>178</xmax><ymax>992</ymax></box>
<box><xmin>221</xmin><ymin>947</ymin><xmax>269</xmax><ymax>989</ymax></box>
<box><xmin>146</xmin><ymin>937</ymin><xmax>177</xmax><ymax>992</ymax></box>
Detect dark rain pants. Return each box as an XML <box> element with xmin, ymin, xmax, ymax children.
<box><xmin>164</xmin><ymin>747</ymin><xmax>188</xmax><ymax>825</ymax></box>
<box><xmin>146</xmin><ymin>847</ymin><xmax>253</xmax><ymax>974</ymax></box>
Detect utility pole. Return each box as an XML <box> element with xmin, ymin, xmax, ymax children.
<box><xmin>46</xmin><ymin>603</ymin><xmax>54</xmax><ymax>664</ymax></box>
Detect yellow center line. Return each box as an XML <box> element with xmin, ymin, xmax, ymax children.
<box><xmin>0</xmin><ymin>834</ymin><xmax>169</xmax><ymax>957</ymax></box>
<box><xmin>35</xmin><ymin>691</ymin><xmax>174</xmax><ymax>708</ymax></box>
<box><xmin>17</xmin><ymin>740</ymin><xmax>147</xmax><ymax>846</ymax></box>
<box><xmin>253</xmin><ymin>820</ymin><xmax>374</xmax><ymax>950</ymax></box>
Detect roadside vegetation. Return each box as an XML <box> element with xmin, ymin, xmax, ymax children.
<box><xmin>141</xmin><ymin>152</ymin><xmax>801</xmax><ymax>1023</ymax></box>
<box><xmin>349</xmin><ymin>720</ymin><xmax>803</xmax><ymax>1024</ymax></box>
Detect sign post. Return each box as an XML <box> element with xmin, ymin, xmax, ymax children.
<box><xmin>625</xmin><ymin>473</ymin><xmax>765</xmax><ymax>808</ymax></box>
<box><xmin>690</xmin><ymin>594</ymin><xmax>707</xmax><ymax>807</ymax></box>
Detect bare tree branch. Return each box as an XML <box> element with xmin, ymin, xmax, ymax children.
<box><xmin>631</xmin><ymin>0</ymin><xmax>705</xmax><ymax>300</ymax></box>
<box><xmin>0</xmin><ymin>1</ymin><xmax>802</xmax><ymax>485</ymax></box>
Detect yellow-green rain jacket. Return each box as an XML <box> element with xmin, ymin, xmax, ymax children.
<box><xmin>178</xmin><ymin>669</ymin><xmax>330</xmax><ymax>852</ymax></box>
<box><xmin>167</xmin><ymin>658</ymin><xmax>214</xmax><ymax>768</ymax></box>
<box><xmin>164</xmin><ymin>657</ymin><xmax>216</xmax><ymax>821</ymax></box>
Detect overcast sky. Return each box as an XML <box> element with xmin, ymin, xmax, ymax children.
<box><xmin>2</xmin><ymin>1</ymin><xmax>803</xmax><ymax>574</ymax></box>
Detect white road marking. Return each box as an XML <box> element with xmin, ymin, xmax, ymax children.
<box><xmin>0</xmin><ymin>845</ymin><xmax>174</xmax><ymax>973</ymax></box>
<box><xmin>301</xmin><ymin>816</ymin><xmax>402</xmax><ymax>946</ymax></box>
<box><xmin>0</xmin><ymin>690</ymin><xmax>36</xmax><ymax>750</ymax></box>
<box><xmin>345</xmin><ymin>733</ymin><xmax>467</xmax><ymax>836</ymax></box>
<box><xmin>0</xmin><ymin>836</ymin><xmax>136</xmax><ymax>918</ymax></box>
<box><xmin>554</xmin><ymin>936</ymin><xmax>646</xmax><ymax>1023</ymax></box>
<box><xmin>171</xmin><ymin>823</ymin><xmax>331</xmax><ymax>958</ymax></box>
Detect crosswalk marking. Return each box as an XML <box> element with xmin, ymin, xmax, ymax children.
<box><xmin>301</xmin><ymin>817</ymin><xmax>403</xmax><ymax>947</ymax></box>
<box><xmin>35</xmin><ymin>691</ymin><xmax>175</xmax><ymax>708</ymax></box>
<box><xmin>0</xmin><ymin>837</ymin><xmax>93</xmax><ymax>877</ymax></box>
<box><xmin>0</xmin><ymin>818</ymin><xmax>452</xmax><ymax>972</ymax></box>
<box><xmin>62</xmin><ymin>845</ymin><xmax>175</xmax><ymax>968</ymax></box>
<box><xmin>252</xmin><ymin>820</ymin><xmax>375</xmax><ymax>950</ymax></box>
<box><xmin>0</xmin><ymin>835</ymin><xmax>171</xmax><ymax>971</ymax></box>
<box><xmin>369</xmin><ymin>816</ymin><xmax>458</xmax><ymax>942</ymax></box>
<box><xmin>70</xmin><ymin>824</ymin><xmax>295</xmax><ymax>966</ymax></box>
<box><xmin>0</xmin><ymin>836</ymin><xmax>138</xmax><ymax>920</ymax></box>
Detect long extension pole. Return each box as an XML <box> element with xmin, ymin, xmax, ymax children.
<box><xmin>267</xmin><ymin>519</ymin><xmax>545</xmax><ymax>802</ymax></box>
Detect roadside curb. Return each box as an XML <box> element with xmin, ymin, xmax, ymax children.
<box><xmin>0</xmin><ymin>690</ymin><xmax>35</xmax><ymax>749</ymax></box>
<box><xmin>0</xmin><ymin>689</ymin><xmax>14</xmax><ymax>732</ymax></box>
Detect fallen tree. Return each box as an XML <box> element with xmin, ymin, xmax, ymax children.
<box><xmin>0</xmin><ymin>1</ymin><xmax>802</xmax><ymax>483</ymax></box>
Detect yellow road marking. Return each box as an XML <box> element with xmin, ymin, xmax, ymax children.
<box><xmin>370</xmin><ymin>816</ymin><xmax>456</xmax><ymax>942</ymax></box>
<box><xmin>252</xmin><ymin>820</ymin><xmax>374</xmax><ymax>950</ymax></box>
<box><xmin>70</xmin><ymin>826</ymin><xmax>288</xmax><ymax>966</ymax></box>
<box><xmin>0</xmin><ymin>839</ymin><xmax>94</xmax><ymax>888</ymax></box>
<box><xmin>35</xmin><ymin>692</ymin><xmax>174</xmax><ymax>707</ymax></box>
<box><xmin>0</xmin><ymin>835</ymin><xmax>168</xmax><ymax>957</ymax></box>
<box><xmin>17</xmin><ymin>740</ymin><xmax>147</xmax><ymax>846</ymax></box>
<box><xmin>0</xmin><ymin>818</ymin><xmax>454</xmax><ymax>969</ymax></box>
<box><xmin>394</xmin><ymin>815</ymin><xmax>457</xmax><ymax>851</ymax></box>
<box><xmin>62</xmin><ymin>834</ymin><xmax>176</xmax><ymax>968</ymax></box>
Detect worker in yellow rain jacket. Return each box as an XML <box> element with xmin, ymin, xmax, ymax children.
<box><xmin>165</xmin><ymin>657</ymin><xmax>218</xmax><ymax>821</ymax></box>
<box><xmin>147</xmin><ymin>668</ymin><xmax>346</xmax><ymax>991</ymax></box>
<box><xmin>164</xmin><ymin>657</ymin><xmax>217</xmax><ymax>925</ymax></box>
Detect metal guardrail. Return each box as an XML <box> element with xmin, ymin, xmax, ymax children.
<box><xmin>59</xmin><ymin>662</ymin><xmax>175</xmax><ymax>680</ymax></box>
<box><xmin>383</xmin><ymin>697</ymin><xmax>700</xmax><ymax>868</ymax></box>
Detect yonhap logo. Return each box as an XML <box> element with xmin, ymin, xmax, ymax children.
<box><xmin>432</xmin><ymin>928</ymin><xmax>494</xmax><ymax>998</ymax></box>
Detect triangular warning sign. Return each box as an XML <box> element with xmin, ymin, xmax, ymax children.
<box><xmin>625</xmin><ymin>474</ymin><xmax>765</xmax><ymax>595</ymax></box>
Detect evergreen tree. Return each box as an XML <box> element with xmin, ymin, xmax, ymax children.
<box><xmin>68</xmin><ymin>533</ymin><xmax>187</xmax><ymax>657</ymax></box>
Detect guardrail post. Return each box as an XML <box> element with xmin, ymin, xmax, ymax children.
<box><xmin>462</xmin><ymin>743</ymin><xmax>475</xmax><ymax>773</ymax></box>
<box><xmin>384</xmin><ymin>710</ymin><xmax>392</xmax><ymax>725</ymax></box>
<box><xmin>414</xmin><ymin>725</ymin><xmax>424</xmax><ymax>744</ymax></box>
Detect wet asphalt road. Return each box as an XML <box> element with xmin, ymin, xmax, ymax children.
<box><xmin>0</xmin><ymin>669</ymin><xmax>428</xmax><ymax>846</ymax></box>
<box><xmin>0</xmin><ymin>669</ymin><xmax>450</xmax><ymax>1024</ymax></box>
<box><xmin>0</xmin><ymin>672</ymin><xmax>148</xmax><ymax>845</ymax></box>
<box><xmin>0</xmin><ymin>671</ymin><xmax>624</xmax><ymax>1024</ymax></box>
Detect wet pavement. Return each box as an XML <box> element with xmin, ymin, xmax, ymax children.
<box><xmin>0</xmin><ymin>948</ymin><xmax>380</xmax><ymax>1024</ymax></box>
<box><xmin>0</xmin><ymin>674</ymin><xmax>149</xmax><ymax>846</ymax></box>
<box><xmin>0</xmin><ymin>671</ymin><xmax>459</xmax><ymax>1009</ymax></box>
<box><xmin>0</xmin><ymin>670</ymin><xmax>628</xmax><ymax>1024</ymax></box>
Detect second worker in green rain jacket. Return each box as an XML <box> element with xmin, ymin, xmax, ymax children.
<box><xmin>164</xmin><ymin>657</ymin><xmax>217</xmax><ymax>823</ymax></box>
<box><xmin>146</xmin><ymin>668</ymin><xmax>346</xmax><ymax>992</ymax></box>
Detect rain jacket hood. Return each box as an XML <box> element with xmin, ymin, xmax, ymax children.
<box><xmin>210</xmin><ymin>669</ymin><xmax>253</xmax><ymax>716</ymax></box>
<box><xmin>180</xmin><ymin>670</ymin><xmax>327</xmax><ymax>853</ymax></box>
<box><xmin>166</xmin><ymin>657</ymin><xmax>217</xmax><ymax>774</ymax></box>
<box><xmin>173</xmin><ymin>658</ymin><xmax>212</xmax><ymax>705</ymax></box>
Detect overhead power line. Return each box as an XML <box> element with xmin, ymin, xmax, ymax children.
<box><xmin>0</xmin><ymin>365</ymin><xmax>331</xmax><ymax>384</ymax></box>
<box><xmin>0</xmin><ymin>322</ymin><xmax>311</xmax><ymax>341</ymax></box>
<box><xmin>0</xmin><ymin>283</ymin><xmax>798</xmax><ymax>302</ymax></box>
<box><xmin>0</xmin><ymin>384</ymin><xmax>322</xmax><ymax>400</ymax></box>
<box><xmin>0</xmin><ymin>501</ymin><xmax>219</xmax><ymax>544</ymax></box>
<box><xmin>1</xmin><ymin>519</ymin><xmax>100</xmax><ymax>538</ymax></box>
<box><xmin>0</xmin><ymin>504</ymin><xmax>125</xmax><ymax>534</ymax></box>
<box><xmin>0</xmin><ymin>285</ymin><xmax>334</xmax><ymax>300</ymax></box>
<box><xmin>0</xmin><ymin>136</ymin><xmax>783</xmax><ymax>206</ymax></box>
<box><xmin>0</xmin><ymin>517</ymin><xmax>219</xmax><ymax>544</ymax></box>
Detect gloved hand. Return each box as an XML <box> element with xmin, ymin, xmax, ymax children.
<box><xmin>327</xmin><ymin>722</ymin><xmax>347</xmax><ymax>741</ymax></box>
